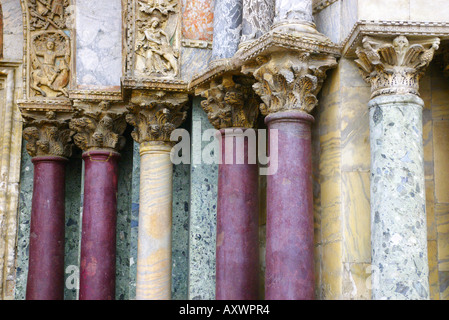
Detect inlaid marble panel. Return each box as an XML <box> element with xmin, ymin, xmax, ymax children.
<box><xmin>182</xmin><ymin>0</ymin><xmax>214</xmax><ymax>41</ymax></box>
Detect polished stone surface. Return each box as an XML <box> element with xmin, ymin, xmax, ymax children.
<box><xmin>188</xmin><ymin>100</ymin><xmax>218</xmax><ymax>300</ymax></box>
<box><xmin>216</xmin><ymin>129</ymin><xmax>259</xmax><ymax>300</ymax></box>
<box><xmin>241</xmin><ymin>0</ymin><xmax>274</xmax><ymax>45</ymax></box>
<box><xmin>26</xmin><ymin>156</ymin><xmax>68</xmax><ymax>300</ymax></box>
<box><xmin>75</xmin><ymin>0</ymin><xmax>122</xmax><ymax>88</ymax></box>
<box><xmin>79</xmin><ymin>151</ymin><xmax>120</xmax><ymax>300</ymax></box>
<box><xmin>211</xmin><ymin>0</ymin><xmax>243</xmax><ymax>61</ymax></box>
<box><xmin>265</xmin><ymin>111</ymin><xmax>315</xmax><ymax>300</ymax></box>
<box><xmin>369</xmin><ymin>94</ymin><xmax>429</xmax><ymax>300</ymax></box>
<box><xmin>182</xmin><ymin>0</ymin><xmax>215</xmax><ymax>41</ymax></box>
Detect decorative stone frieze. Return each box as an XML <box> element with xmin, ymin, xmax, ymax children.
<box><xmin>125</xmin><ymin>90</ymin><xmax>188</xmax><ymax>143</ymax></box>
<box><xmin>69</xmin><ymin>101</ymin><xmax>127</xmax><ymax>152</ymax></box>
<box><xmin>21</xmin><ymin>111</ymin><xmax>73</xmax><ymax>158</ymax></box>
<box><xmin>355</xmin><ymin>35</ymin><xmax>440</xmax><ymax>98</ymax></box>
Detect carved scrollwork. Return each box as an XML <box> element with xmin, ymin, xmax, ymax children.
<box><xmin>355</xmin><ymin>35</ymin><xmax>440</xmax><ymax>98</ymax></box>
<box><xmin>69</xmin><ymin>101</ymin><xmax>127</xmax><ymax>152</ymax></box>
<box><xmin>242</xmin><ymin>51</ymin><xmax>337</xmax><ymax>115</ymax></box>
<box><xmin>200</xmin><ymin>74</ymin><xmax>260</xmax><ymax>129</ymax></box>
<box><xmin>125</xmin><ymin>90</ymin><xmax>188</xmax><ymax>143</ymax></box>
<box><xmin>27</xmin><ymin>0</ymin><xmax>71</xmax><ymax>31</ymax></box>
<box><xmin>22</xmin><ymin>111</ymin><xmax>74</xmax><ymax>158</ymax></box>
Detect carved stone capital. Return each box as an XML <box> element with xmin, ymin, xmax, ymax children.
<box><xmin>22</xmin><ymin>111</ymin><xmax>74</xmax><ymax>158</ymax></box>
<box><xmin>241</xmin><ymin>50</ymin><xmax>337</xmax><ymax>115</ymax></box>
<box><xmin>125</xmin><ymin>90</ymin><xmax>188</xmax><ymax>144</ymax></box>
<box><xmin>355</xmin><ymin>36</ymin><xmax>440</xmax><ymax>99</ymax></box>
<box><xmin>198</xmin><ymin>73</ymin><xmax>260</xmax><ymax>129</ymax></box>
<box><xmin>69</xmin><ymin>101</ymin><xmax>127</xmax><ymax>152</ymax></box>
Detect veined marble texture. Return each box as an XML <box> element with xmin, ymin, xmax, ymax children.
<box><xmin>241</xmin><ymin>0</ymin><xmax>274</xmax><ymax>44</ymax></box>
<box><xmin>274</xmin><ymin>0</ymin><xmax>313</xmax><ymax>25</ymax></box>
<box><xmin>211</xmin><ymin>0</ymin><xmax>243</xmax><ymax>60</ymax></box>
<box><xmin>75</xmin><ymin>0</ymin><xmax>122</xmax><ymax>88</ymax></box>
<box><xmin>136</xmin><ymin>143</ymin><xmax>174</xmax><ymax>300</ymax></box>
<box><xmin>182</xmin><ymin>0</ymin><xmax>215</xmax><ymax>41</ymax></box>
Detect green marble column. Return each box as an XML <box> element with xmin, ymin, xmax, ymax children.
<box><xmin>188</xmin><ymin>98</ymin><xmax>218</xmax><ymax>300</ymax></box>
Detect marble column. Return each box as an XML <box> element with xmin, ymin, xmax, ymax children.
<box><xmin>216</xmin><ymin>128</ymin><xmax>259</xmax><ymax>299</ymax></box>
<box><xmin>199</xmin><ymin>75</ymin><xmax>260</xmax><ymax>299</ymax></box>
<box><xmin>264</xmin><ymin>111</ymin><xmax>315</xmax><ymax>299</ymax></box>
<box><xmin>21</xmin><ymin>112</ymin><xmax>73</xmax><ymax>300</ymax></box>
<box><xmin>242</xmin><ymin>50</ymin><xmax>337</xmax><ymax>299</ymax></box>
<box><xmin>211</xmin><ymin>0</ymin><xmax>243</xmax><ymax>62</ymax></box>
<box><xmin>240</xmin><ymin>0</ymin><xmax>274</xmax><ymax>47</ymax></box>
<box><xmin>273</xmin><ymin>0</ymin><xmax>313</xmax><ymax>27</ymax></box>
<box><xmin>355</xmin><ymin>35</ymin><xmax>440</xmax><ymax>299</ymax></box>
<box><xmin>70</xmin><ymin>101</ymin><xmax>127</xmax><ymax>300</ymax></box>
<box><xmin>126</xmin><ymin>91</ymin><xmax>188</xmax><ymax>300</ymax></box>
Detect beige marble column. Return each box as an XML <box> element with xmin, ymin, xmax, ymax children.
<box><xmin>126</xmin><ymin>90</ymin><xmax>188</xmax><ymax>300</ymax></box>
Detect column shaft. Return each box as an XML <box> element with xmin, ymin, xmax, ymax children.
<box><xmin>241</xmin><ymin>0</ymin><xmax>274</xmax><ymax>45</ymax></box>
<box><xmin>211</xmin><ymin>0</ymin><xmax>243</xmax><ymax>61</ymax></box>
<box><xmin>26</xmin><ymin>156</ymin><xmax>67</xmax><ymax>300</ymax></box>
<box><xmin>79</xmin><ymin>150</ymin><xmax>120</xmax><ymax>300</ymax></box>
<box><xmin>265</xmin><ymin>111</ymin><xmax>314</xmax><ymax>300</ymax></box>
<box><xmin>369</xmin><ymin>94</ymin><xmax>429</xmax><ymax>299</ymax></box>
<box><xmin>136</xmin><ymin>142</ymin><xmax>173</xmax><ymax>300</ymax></box>
<box><xmin>216</xmin><ymin>129</ymin><xmax>259</xmax><ymax>300</ymax></box>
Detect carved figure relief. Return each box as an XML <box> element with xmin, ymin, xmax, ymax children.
<box><xmin>355</xmin><ymin>36</ymin><xmax>440</xmax><ymax>98</ymax></box>
<box><xmin>30</xmin><ymin>31</ymin><xmax>70</xmax><ymax>97</ymax></box>
<box><xmin>133</xmin><ymin>0</ymin><xmax>180</xmax><ymax>78</ymax></box>
<box><xmin>23</xmin><ymin>0</ymin><xmax>72</xmax><ymax>100</ymax></box>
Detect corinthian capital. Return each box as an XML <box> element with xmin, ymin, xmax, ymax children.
<box><xmin>355</xmin><ymin>36</ymin><xmax>440</xmax><ymax>98</ymax></box>
<box><xmin>125</xmin><ymin>90</ymin><xmax>189</xmax><ymax>144</ymax></box>
<box><xmin>241</xmin><ymin>51</ymin><xmax>337</xmax><ymax>115</ymax></box>
<box><xmin>199</xmin><ymin>74</ymin><xmax>260</xmax><ymax>129</ymax></box>
<box><xmin>22</xmin><ymin>111</ymin><xmax>74</xmax><ymax>158</ymax></box>
<box><xmin>69</xmin><ymin>101</ymin><xmax>127</xmax><ymax>152</ymax></box>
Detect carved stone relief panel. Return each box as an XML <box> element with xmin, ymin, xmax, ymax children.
<box><xmin>21</xmin><ymin>0</ymin><xmax>73</xmax><ymax>101</ymax></box>
<box><xmin>125</xmin><ymin>0</ymin><xmax>182</xmax><ymax>80</ymax></box>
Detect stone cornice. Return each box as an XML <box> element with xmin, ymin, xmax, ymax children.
<box><xmin>121</xmin><ymin>76</ymin><xmax>190</xmax><ymax>93</ymax></box>
<box><xmin>68</xmin><ymin>89</ymin><xmax>123</xmax><ymax>102</ymax></box>
<box><xmin>17</xmin><ymin>99</ymin><xmax>73</xmax><ymax>113</ymax></box>
<box><xmin>343</xmin><ymin>20</ymin><xmax>449</xmax><ymax>58</ymax></box>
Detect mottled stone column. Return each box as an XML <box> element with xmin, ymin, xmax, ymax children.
<box><xmin>242</xmin><ymin>50</ymin><xmax>337</xmax><ymax>299</ymax></box>
<box><xmin>21</xmin><ymin>111</ymin><xmax>73</xmax><ymax>300</ymax></box>
<box><xmin>126</xmin><ymin>91</ymin><xmax>188</xmax><ymax>300</ymax></box>
<box><xmin>240</xmin><ymin>0</ymin><xmax>274</xmax><ymax>47</ymax></box>
<box><xmin>199</xmin><ymin>74</ymin><xmax>260</xmax><ymax>299</ymax></box>
<box><xmin>211</xmin><ymin>0</ymin><xmax>243</xmax><ymax>62</ymax></box>
<box><xmin>355</xmin><ymin>36</ymin><xmax>440</xmax><ymax>299</ymax></box>
<box><xmin>70</xmin><ymin>101</ymin><xmax>127</xmax><ymax>300</ymax></box>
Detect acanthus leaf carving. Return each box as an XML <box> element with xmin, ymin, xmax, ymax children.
<box><xmin>355</xmin><ymin>35</ymin><xmax>440</xmax><ymax>98</ymax></box>
<box><xmin>69</xmin><ymin>101</ymin><xmax>127</xmax><ymax>152</ymax></box>
<box><xmin>242</xmin><ymin>51</ymin><xmax>337</xmax><ymax>115</ymax></box>
<box><xmin>125</xmin><ymin>90</ymin><xmax>188</xmax><ymax>143</ymax></box>
<box><xmin>199</xmin><ymin>74</ymin><xmax>260</xmax><ymax>129</ymax></box>
<box><xmin>22</xmin><ymin>110</ymin><xmax>74</xmax><ymax>158</ymax></box>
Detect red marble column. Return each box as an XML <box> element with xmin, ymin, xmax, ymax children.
<box><xmin>26</xmin><ymin>156</ymin><xmax>68</xmax><ymax>300</ymax></box>
<box><xmin>264</xmin><ymin>111</ymin><xmax>315</xmax><ymax>300</ymax></box>
<box><xmin>79</xmin><ymin>150</ymin><xmax>120</xmax><ymax>300</ymax></box>
<box><xmin>216</xmin><ymin>129</ymin><xmax>259</xmax><ymax>300</ymax></box>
